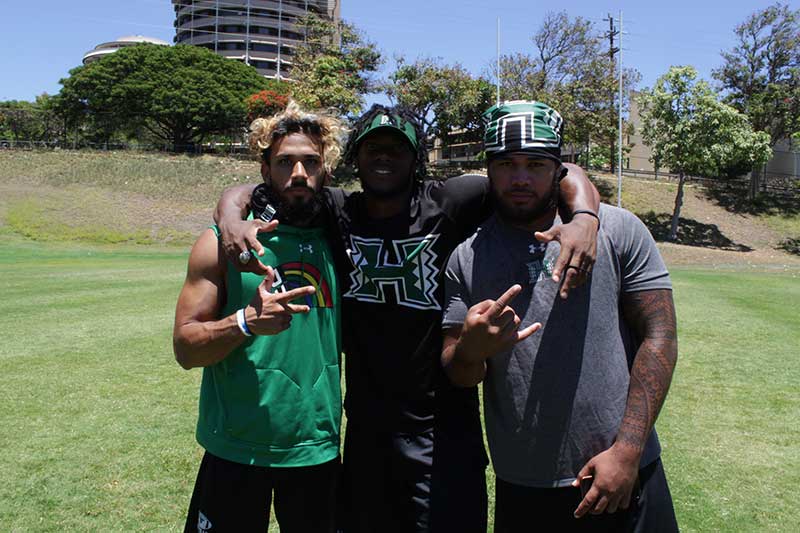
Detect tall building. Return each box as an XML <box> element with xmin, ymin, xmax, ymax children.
<box><xmin>172</xmin><ymin>1</ymin><xmax>340</xmax><ymax>78</ymax></box>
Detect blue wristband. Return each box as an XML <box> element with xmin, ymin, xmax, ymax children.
<box><xmin>236</xmin><ymin>308</ymin><xmax>253</xmax><ymax>337</ymax></box>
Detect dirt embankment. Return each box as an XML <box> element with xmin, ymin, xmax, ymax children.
<box><xmin>591</xmin><ymin>173</ymin><xmax>800</xmax><ymax>271</ymax></box>
<box><xmin>1</xmin><ymin>150</ymin><xmax>798</xmax><ymax>270</ymax></box>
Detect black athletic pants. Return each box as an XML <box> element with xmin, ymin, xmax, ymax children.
<box><xmin>494</xmin><ymin>458</ymin><xmax>679</xmax><ymax>533</ymax></box>
<box><xmin>183</xmin><ymin>451</ymin><xmax>339</xmax><ymax>533</ymax></box>
<box><xmin>339</xmin><ymin>423</ymin><xmax>488</xmax><ymax>532</ymax></box>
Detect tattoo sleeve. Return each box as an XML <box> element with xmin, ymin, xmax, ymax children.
<box><xmin>617</xmin><ymin>289</ymin><xmax>678</xmax><ymax>454</ymax></box>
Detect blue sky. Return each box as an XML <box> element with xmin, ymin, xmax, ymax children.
<box><xmin>0</xmin><ymin>0</ymin><xmax>791</xmax><ymax>102</ymax></box>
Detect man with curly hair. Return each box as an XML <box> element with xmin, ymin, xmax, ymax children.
<box><xmin>173</xmin><ymin>101</ymin><xmax>345</xmax><ymax>532</ymax></box>
<box><xmin>215</xmin><ymin>104</ymin><xmax>601</xmax><ymax>532</ymax></box>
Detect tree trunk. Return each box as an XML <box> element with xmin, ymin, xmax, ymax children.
<box><xmin>610</xmin><ymin>138</ymin><xmax>615</xmax><ymax>173</ymax></box>
<box><xmin>669</xmin><ymin>171</ymin><xmax>686</xmax><ymax>241</ymax></box>
<box><xmin>749</xmin><ymin>166</ymin><xmax>760</xmax><ymax>201</ymax></box>
<box><xmin>585</xmin><ymin>138</ymin><xmax>591</xmax><ymax>168</ymax></box>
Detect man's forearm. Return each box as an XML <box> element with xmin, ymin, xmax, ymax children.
<box><xmin>173</xmin><ymin>314</ymin><xmax>246</xmax><ymax>370</ymax></box>
<box><xmin>213</xmin><ymin>183</ymin><xmax>258</xmax><ymax>225</ymax></box>
<box><xmin>617</xmin><ymin>290</ymin><xmax>678</xmax><ymax>456</ymax></box>
<box><xmin>560</xmin><ymin>163</ymin><xmax>600</xmax><ymax>217</ymax></box>
<box><xmin>442</xmin><ymin>341</ymin><xmax>487</xmax><ymax>387</ymax></box>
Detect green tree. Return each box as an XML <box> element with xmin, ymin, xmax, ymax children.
<box><xmin>0</xmin><ymin>94</ymin><xmax>63</xmax><ymax>143</ymax></box>
<box><xmin>713</xmin><ymin>3</ymin><xmax>800</xmax><ymax>197</ymax></box>
<box><xmin>385</xmin><ymin>57</ymin><xmax>494</xmax><ymax>146</ymax></box>
<box><xmin>495</xmin><ymin>11</ymin><xmax>640</xmax><ymax>170</ymax></box>
<box><xmin>0</xmin><ymin>100</ymin><xmax>39</xmax><ymax>141</ymax></box>
<box><xmin>291</xmin><ymin>14</ymin><xmax>381</xmax><ymax>115</ymax></box>
<box><xmin>638</xmin><ymin>66</ymin><xmax>772</xmax><ymax>240</ymax></box>
<box><xmin>58</xmin><ymin>44</ymin><xmax>269</xmax><ymax>148</ymax></box>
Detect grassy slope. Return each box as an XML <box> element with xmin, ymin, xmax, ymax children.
<box><xmin>0</xmin><ymin>150</ymin><xmax>262</xmax><ymax>247</ymax></box>
<box><xmin>1</xmin><ymin>151</ymin><xmax>797</xmax><ymax>267</ymax></box>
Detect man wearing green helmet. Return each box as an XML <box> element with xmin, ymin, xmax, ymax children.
<box><xmin>442</xmin><ymin>100</ymin><xmax>679</xmax><ymax>532</ymax></box>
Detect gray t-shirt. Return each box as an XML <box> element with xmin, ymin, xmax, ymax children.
<box><xmin>442</xmin><ymin>204</ymin><xmax>672</xmax><ymax>488</ymax></box>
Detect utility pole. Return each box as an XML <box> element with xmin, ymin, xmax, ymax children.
<box><xmin>277</xmin><ymin>0</ymin><xmax>283</xmax><ymax>79</ymax></box>
<box><xmin>617</xmin><ymin>11</ymin><xmax>623</xmax><ymax>208</ymax></box>
<box><xmin>214</xmin><ymin>0</ymin><xmax>219</xmax><ymax>53</ymax></box>
<box><xmin>245</xmin><ymin>0</ymin><xmax>251</xmax><ymax>66</ymax></box>
<box><xmin>603</xmin><ymin>13</ymin><xmax>620</xmax><ymax>175</ymax></box>
<box><xmin>496</xmin><ymin>17</ymin><xmax>501</xmax><ymax>107</ymax></box>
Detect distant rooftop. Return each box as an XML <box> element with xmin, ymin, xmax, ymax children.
<box><xmin>114</xmin><ymin>35</ymin><xmax>171</xmax><ymax>45</ymax></box>
<box><xmin>83</xmin><ymin>35</ymin><xmax>170</xmax><ymax>65</ymax></box>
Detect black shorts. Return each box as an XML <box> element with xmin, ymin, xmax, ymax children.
<box><xmin>339</xmin><ymin>423</ymin><xmax>488</xmax><ymax>532</ymax></box>
<box><xmin>494</xmin><ymin>457</ymin><xmax>679</xmax><ymax>533</ymax></box>
<box><xmin>183</xmin><ymin>451</ymin><xmax>339</xmax><ymax>533</ymax></box>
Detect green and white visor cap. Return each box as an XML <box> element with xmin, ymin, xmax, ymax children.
<box><xmin>483</xmin><ymin>100</ymin><xmax>563</xmax><ymax>162</ymax></box>
<box><xmin>354</xmin><ymin>112</ymin><xmax>419</xmax><ymax>152</ymax></box>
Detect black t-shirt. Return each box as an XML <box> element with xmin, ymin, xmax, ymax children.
<box><xmin>324</xmin><ymin>175</ymin><xmax>492</xmax><ymax>435</ymax></box>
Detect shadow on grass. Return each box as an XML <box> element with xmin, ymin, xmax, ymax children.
<box><xmin>702</xmin><ymin>181</ymin><xmax>800</xmax><ymax>217</ymax></box>
<box><xmin>639</xmin><ymin>211</ymin><xmax>753</xmax><ymax>252</ymax></box>
<box><xmin>779</xmin><ymin>237</ymin><xmax>800</xmax><ymax>256</ymax></box>
<box><xmin>591</xmin><ymin>177</ymin><xmax>617</xmax><ymax>204</ymax></box>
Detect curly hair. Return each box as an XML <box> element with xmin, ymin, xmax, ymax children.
<box><xmin>342</xmin><ymin>104</ymin><xmax>428</xmax><ymax>181</ymax></box>
<box><xmin>249</xmin><ymin>100</ymin><xmax>347</xmax><ymax>175</ymax></box>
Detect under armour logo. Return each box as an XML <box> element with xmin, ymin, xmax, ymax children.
<box><xmin>529</xmin><ymin>242</ymin><xmax>546</xmax><ymax>255</ymax></box>
<box><xmin>299</xmin><ymin>244</ymin><xmax>314</xmax><ymax>254</ymax></box>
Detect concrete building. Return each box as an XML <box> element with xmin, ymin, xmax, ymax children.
<box><xmin>627</xmin><ymin>90</ymin><xmax>799</xmax><ymax>182</ymax></box>
<box><xmin>172</xmin><ymin>0</ymin><xmax>340</xmax><ymax>78</ymax></box>
<box><xmin>626</xmin><ymin>92</ymin><xmax>655</xmax><ymax>172</ymax></box>
<box><xmin>83</xmin><ymin>35</ymin><xmax>170</xmax><ymax>65</ymax></box>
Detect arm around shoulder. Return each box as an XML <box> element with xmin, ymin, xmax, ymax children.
<box><xmin>536</xmin><ymin>163</ymin><xmax>600</xmax><ymax>298</ymax></box>
<box><xmin>213</xmin><ymin>183</ymin><xmax>257</xmax><ymax>226</ymax></box>
<box><xmin>213</xmin><ymin>183</ymin><xmax>276</xmax><ymax>275</ymax></box>
<box><xmin>560</xmin><ymin>163</ymin><xmax>600</xmax><ymax>216</ymax></box>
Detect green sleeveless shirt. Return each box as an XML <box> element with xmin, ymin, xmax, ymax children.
<box><xmin>196</xmin><ymin>223</ymin><xmax>341</xmax><ymax>467</ymax></box>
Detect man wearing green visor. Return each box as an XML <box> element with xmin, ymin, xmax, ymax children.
<box><xmin>214</xmin><ymin>103</ymin><xmax>601</xmax><ymax>531</ymax></box>
<box><xmin>442</xmin><ymin>100</ymin><xmax>679</xmax><ymax>532</ymax></box>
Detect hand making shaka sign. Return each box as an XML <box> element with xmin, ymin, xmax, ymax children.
<box><xmin>455</xmin><ymin>284</ymin><xmax>542</xmax><ymax>363</ymax></box>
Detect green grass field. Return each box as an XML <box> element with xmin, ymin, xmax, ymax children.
<box><xmin>1</xmin><ymin>232</ymin><xmax>798</xmax><ymax>532</ymax></box>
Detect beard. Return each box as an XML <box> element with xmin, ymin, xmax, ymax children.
<box><xmin>492</xmin><ymin>178</ymin><xmax>560</xmax><ymax>225</ymax></box>
<box><xmin>252</xmin><ymin>181</ymin><xmax>325</xmax><ymax>227</ymax></box>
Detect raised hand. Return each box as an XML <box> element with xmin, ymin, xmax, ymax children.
<box><xmin>455</xmin><ymin>284</ymin><xmax>541</xmax><ymax>363</ymax></box>
<box><xmin>221</xmin><ymin>218</ymin><xmax>279</xmax><ymax>275</ymax></box>
<box><xmin>244</xmin><ymin>266</ymin><xmax>316</xmax><ymax>335</ymax></box>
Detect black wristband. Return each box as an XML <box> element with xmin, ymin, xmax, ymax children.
<box><xmin>572</xmin><ymin>209</ymin><xmax>600</xmax><ymax>223</ymax></box>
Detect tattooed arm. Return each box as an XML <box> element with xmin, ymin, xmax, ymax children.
<box><xmin>617</xmin><ymin>289</ymin><xmax>678</xmax><ymax>456</ymax></box>
<box><xmin>573</xmin><ymin>289</ymin><xmax>678</xmax><ymax>518</ymax></box>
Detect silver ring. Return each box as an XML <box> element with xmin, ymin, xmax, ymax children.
<box><xmin>238</xmin><ymin>250</ymin><xmax>252</xmax><ymax>264</ymax></box>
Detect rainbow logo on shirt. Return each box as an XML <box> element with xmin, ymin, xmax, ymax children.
<box><xmin>278</xmin><ymin>262</ymin><xmax>334</xmax><ymax>308</ymax></box>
